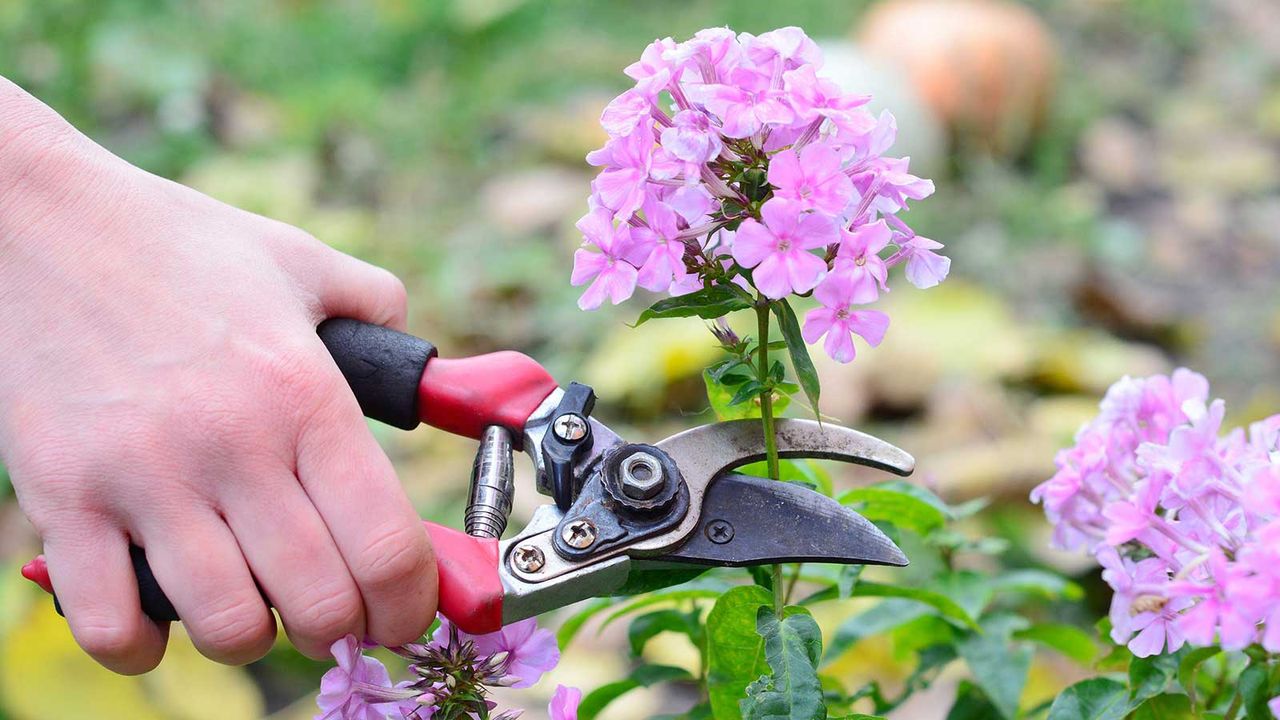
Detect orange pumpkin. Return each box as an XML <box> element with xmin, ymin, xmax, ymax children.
<box><xmin>857</xmin><ymin>0</ymin><xmax>1058</xmax><ymax>154</ymax></box>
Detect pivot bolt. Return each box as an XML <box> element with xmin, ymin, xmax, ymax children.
<box><xmin>512</xmin><ymin>544</ymin><xmax>545</xmax><ymax>573</ymax></box>
<box><xmin>620</xmin><ymin>451</ymin><xmax>665</xmax><ymax>500</ymax></box>
<box><xmin>561</xmin><ymin>519</ymin><xmax>598</xmax><ymax>549</ymax></box>
<box><xmin>705</xmin><ymin>519</ymin><xmax>734</xmax><ymax>545</ymax></box>
<box><xmin>553</xmin><ymin>413</ymin><xmax>588</xmax><ymax>442</ymax></box>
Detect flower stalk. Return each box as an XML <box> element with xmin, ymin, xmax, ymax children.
<box><xmin>755</xmin><ymin>297</ymin><xmax>785</xmax><ymax>615</ymax></box>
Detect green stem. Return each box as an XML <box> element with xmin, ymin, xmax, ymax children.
<box><xmin>1223</xmin><ymin>690</ymin><xmax>1242</xmax><ymax>720</ymax></box>
<box><xmin>783</xmin><ymin>563</ymin><xmax>802</xmax><ymax>605</ymax></box>
<box><xmin>755</xmin><ymin>299</ymin><xmax>784</xmax><ymax>616</ymax></box>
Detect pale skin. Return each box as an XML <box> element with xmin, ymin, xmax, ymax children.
<box><xmin>0</xmin><ymin>76</ymin><xmax>438</xmax><ymax>674</ymax></box>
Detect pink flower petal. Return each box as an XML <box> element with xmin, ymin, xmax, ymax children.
<box><xmin>823</xmin><ymin>325</ymin><xmax>857</xmax><ymax>363</ymax></box>
<box><xmin>847</xmin><ymin>310</ymin><xmax>889</xmax><ymax>346</ymax></box>
<box><xmin>571</xmin><ymin>248</ymin><xmax>609</xmax><ymax>286</ymax></box>
<box><xmin>802</xmin><ymin>307</ymin><xmax>836</xmax><ymax>344</ymax></box>
<box><xmin>731</xmin><ymin>218</ymin><xmax>776</xmax><ymax>269</ymax></box>
<box><xmin>782</xmin><ymin>249</ymin><xmax>827</xmax><ymax>296</ymax></box>
<box><xmin>751</xmin><ymin>253</ymin><xmax>792</xmax><ymax>299</ymax></box>
<box><xmin>549</xmin><ymin>685</ymin><xmax>583</xmax><ymax>720</ymax></box>
<box><xmin>766</xmin><ymin>148</ymin><xmax>802</xmax><ymax>190</ymax></box>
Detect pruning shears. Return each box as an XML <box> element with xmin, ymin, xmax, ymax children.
<box><xmin>22</xmin><ymin>318</ymin><xmax>914</xmax><ymax>634</ymax></box>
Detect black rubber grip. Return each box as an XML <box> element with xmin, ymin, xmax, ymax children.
<box><xmin>317</xmin><ymin>318</ymin><xmax>436</xmax><ymax>430</ymax></box>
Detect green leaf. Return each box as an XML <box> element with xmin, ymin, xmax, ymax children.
<box><xmin>1238</xmin><ymin>662</ymin><xmax>1273</xmax><ymax>720</ymax></box>
<box><xmin>835</xmin><ymin>565</ymin><xmax>863</xmax><ymax>599</ymax></box>
<box><xmin>601</xmin><ymin>588</ymin><xmax>726</xmax><ymax>629</ymax></box>
<box><xmin>627</xmin><ymin>609</ymin><xmax>702</xmax><ymax>658</ymax></box>
<box><xmin>579</xmin><ymin>664</ymin><xmax>693</xmax><ymax>720</ymax></box>
<box><xmin>557</xmin><ymin>598</ymin><xmax>615</xmax><ymax>649</ymax></box>
<box><xmin>891</xmin><ymin>615</ymin><xmax>958</xmax><ymax>658</ymax></box>
<box><xmin>748</xmin><ymin>565</ymin><xmax>775</xmax><ymax>591</ymax></box>
<box><xmin>866</xmin><ymin>480</ymin><xmax>952</xmax><ymax>517</ymax></box>
<box><xmin>704</xmin><ymin>368</ymin><xmax>791</xmax><ymax>421</ymax></box>
<box><xmin>948</xmin><ymin>497</ymin><xmax>991</xmax><ymax>520</ymax></box>
<box><xmin>738</xmin><ymin>460</ymin><xmax>832</xmax><ymax>496</ymax></box>
<box><xmin>1046</xmin><ymin>678</ymin><xmax>1131</xmax><ymax>720</ymax></box>
<box><xmin>838</xmin><ymin>486</ymin><xmax>947</xmax><ymax>535</ymax></box>
<box><xmin>635</xmin><ymin>286</ymin><xmax>752</xmax><ymax>326</ymax></box>
<box><xmin>956</xmin><ymin>614</ymin><xmax>1032</xmax><ymax>720</ymax></box>
<box><xmin>1176</xmin><ymin>646</ymin><xmax>1221</xmax><ymax>696</ymax></box>
<box><xmin>927</xmin><ymin>571</ymin><xmax>994</xmax><ymax>622</ymax></box>
<box><xmin>1128</xmin><ymin>651</ymin><xmax>1181</xmax><ymax>703</ymax></box>
<box><xmin>1129</xmin><ymin>694</ymin><xmax>1195</xmax><ymax>720</ymax></box>
<box><xmin>770</xmin><ymin>299</ymin><xmax>820</xmax><ymax>418</ymax></box>
<box><xmin>947</xmin><ymin>680</ymin><xmax>1004</xmax><ymax>720</ymax></box>
<box><xmin>823</xmin><ymin>599</ymin><xmax>930</xmax><ymax>663</ymax></box>
<box><xmin>740</xmin><ymin>606</ymin><xmax>826</xmax><ymax>720</ymax></box>
<box><xmin>706</xmin><ymin>586</ymin><xmax>774</xmax><ymax>720</ymax></box>
<box><xmin>990</xmin><ymin>570</ymin><xmax>1084</xmax><ymax>601</ymax></box>
<box><xmin>728</xmin><ymin>380</ymin><xmax>768</xmax><ymax>407</ymax></box>
<box><xmin>612</xmin><ymin>566</ymin><xmax>710</xmax><ymax>596</ymax></box>
<box><xmin>1012</xmin><ymin>624</ymin><xmax>1097</xmax><ymax>665</ymax></box>
<box><xmin>847</xmin><ymin>581</ymin><xmax>979</xmax><ymax>630</ymax></box>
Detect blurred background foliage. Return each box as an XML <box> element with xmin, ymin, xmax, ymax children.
<box><xmin>1</xmin><ymin>0</ymin><xmax>1279</xmax><ymax>717</ymax></box>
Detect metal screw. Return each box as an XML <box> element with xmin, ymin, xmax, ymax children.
<box><xmin>512</xmin><ymin>544</ymin><xmax>545</xmax><ymax>573</ymax></box>
<box><xmin>561</xmin><ymin>519</ymin><xmax>598</xmax><ymax>549</ymax></box>
<box><xmin>620</xmin><ymin>451</ymin><xmax>664</xmax><ymax>500</ymax></box>
<box><xmin>705</xmin><ymin>519</ymin><xmax>734</xmax><ymax>545</ymax></box>
<box><xmin>552</xmin><ymin>413</ymin><xmax>588</xmax><ymax>442</ymax></box>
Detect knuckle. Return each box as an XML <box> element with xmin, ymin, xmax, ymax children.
<box><xmin>190</xmin><ymin>593</ymin><xmax>273</xmax><ymax>659</ymax></box>
<box><xmin>74</xmin><ymin>616</ymin><xmax>143</xmax><ymax>661</ymax></box>
<box><xmin>355</xmin><ymin>521</ymin><xmax>430</xmax><ymax>591</ymax></box>
<box><xmin>376</xmin><ymin>270</ymin><xmax>408</xmax><ymax>313</ymax></box>
<box><xmin>10</xmin><ymin>444</ymin><xmax>114</xmax><ymax>529</ymax></box>
<box><xmin>11</xmin><ymin>432</ymin><xmax>85</xmax><ymax>483</ymax></box>
<box><xmin>174</xmin><ymin>386</ymin><xmax>253</xmax><ymax>450</ymax></box>
<box><xmin>263</xmin><ymin>220</ymin><xmax>321</xmax><ymax>252</ymax></box>
<box><xmin>290</xmin><ymin>581</ymin><xmax>363</xmax><ymax>641</ymax></box>
<box><xmin>258</xmin><ymin>348</ymin><xmax>335</xmax><ymax>410</ymax></box>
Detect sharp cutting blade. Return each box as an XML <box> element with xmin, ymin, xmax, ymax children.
<box><xmin>655</xmin><ymin>473</ymin><xmax>908</xmax><ymax>567</ymax></box>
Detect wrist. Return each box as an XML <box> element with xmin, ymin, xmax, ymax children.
<box><xmin>0</xmin><ymin>77</ymin><xmax>119</xmax><ymax>248</ymax></box>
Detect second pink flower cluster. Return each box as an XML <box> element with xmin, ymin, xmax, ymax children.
<box><xmin>1033</xmin><ymin>369</ymin><xmax>1280</xmax><ymax>661</ymax></box>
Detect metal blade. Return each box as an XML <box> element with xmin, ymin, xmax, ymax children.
<box><xmin>655</xmin><ymin>473</ymin><xmax>908</xmax><ymax>567</ymax></box>
<box><xmin>627</xmin><ymin>419</ymin><xmax>914</xmax><ymax>557</ymax></box>
<box><xmin>656</xmin><ymin>418</ymin><xmax>914</xmax><ymax>492</ymax></box>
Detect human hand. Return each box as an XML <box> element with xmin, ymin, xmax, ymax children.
<box><xmin>0</xmin><ymin>77</ymin><xmax>437</xmax><ymax>674</ymax></box>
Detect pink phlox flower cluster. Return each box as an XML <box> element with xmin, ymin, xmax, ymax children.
<box><xmin>314</xmin><ymin>618</ymin><xmax>569</xmax><ymax>720</ymax></box>
<box><xmin>1032</xmin><ymin>368</ymin><xmax>1280</xmax><ymax>659</ymax></box>
<box><xmin>430</xmin><ymin>618</ymin><xmax>559</xmax><ymax>689</ymax></box>
<box><xmin>573</xmin><ymin>26</ymin><xmax>946</xmax><ymax>362</ymax></box>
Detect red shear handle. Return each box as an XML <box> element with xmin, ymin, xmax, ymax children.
<box><xmin>318</xmin><ymin>318</ymin><xmax>558</xmax><ymax>440</ymax></box>
<box><xmin>418</xmin><ymin>353</ymin><xmax>558</xmax><ymax>441</ymax></box>
<box><xmin>423</xmin><ymin>522</ymin><xmax>504</xmax><ymax>633</ymax></box>
<box><xmin>22</xmin><ymin>521</ymin><xmax>506</xmax><ymax>636</ymax></box>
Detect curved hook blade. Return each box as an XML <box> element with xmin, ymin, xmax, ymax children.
<box><xmin>656</xmin><ymin>418</ymin><xmax>914</xmax><ymax>490</ymax></box>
